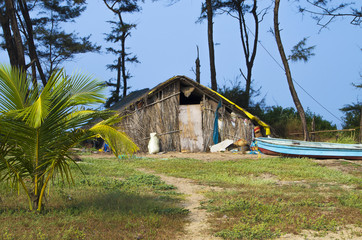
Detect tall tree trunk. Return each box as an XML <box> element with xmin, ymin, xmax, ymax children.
<box><xmin>206</xmin><ymin>0</ymin><xmax>217</xmax><ymax>91</ymax></box>
<box><xmin>31</xmin><ymin>61</ymin><xmax>38</xmax><ymax>88</ymax></box>
<box><xmin>237</xmin><ymin>0</ymin><xmax>259</xmax><ymax>108</ymax></box>
<box><xmin>116</xmin><ymin>57</ymin><xmax>121</xmax><ymax>102</ymax></box>
<box><xmin>0</xmin><ymin>12</ymin><xmax>19</xmax><ymax>67</ymax></box>
<box><xmin>18</xmin><ymin>0</ymin><xmax>47</xmax><ymax>86</ymax></box>
<box><xmin>121</xmin><ymin>34</ymin><xmax>127</xmax><ymax>98</ymax></box>
<box><xmin>274</xmin><ymin>0</ymin><xmax>309</xmax><ymax>141</ymax></box>
<box><xmin>4</xmin><ymin>0</ymin><xmax>25</xmax><ymax>69</ymax></box>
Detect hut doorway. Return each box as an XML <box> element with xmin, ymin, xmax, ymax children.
<box><xmin>179</xmin><ymin>105</ymin><xmax>204</xmax><ymax>152</ymax></box>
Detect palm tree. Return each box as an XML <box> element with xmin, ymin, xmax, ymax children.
<box><xmin>0</xmin><ymin>64</ymin><xmax>138</xmax><ymax>211</ymax></box>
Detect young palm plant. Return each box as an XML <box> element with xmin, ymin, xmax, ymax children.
<box><xmin>0</xmin><ymin>65</ymin><xmax>138</xmax><ymax>211</ymax></box>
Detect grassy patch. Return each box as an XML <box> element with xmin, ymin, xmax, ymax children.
<box><xmin>1</xmin><ymin>155</ymin><xmax>361</xmax><ymax>239</ymax></box>
<box><xmin>337</xmin><ymin>191</ymin><xmax>362</xmax><ymax>209</ymax></box>
<box><xmin>203</xmin><ymin>189</ymin><xmax>345</xmax><ymax>238</ymax></box>
<box><xmin>127</xmin><ymin>156</ymin><xmax>361</xmax><ymax>239</ymax></box>
<box><xmin>215</xmin><ymin>222</ymin><xmax>281</xmax><ymax>240</ymax></box>
<box><xmin>127</xmin><ymin>157</ymin><xmax>361</xmax><ymax>187</ymax></box>
<box><xmin>0</xmin><ymin>157</ymin><xmax>187</xmax><ymax>240</ymax></box>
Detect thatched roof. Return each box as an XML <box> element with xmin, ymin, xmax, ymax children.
<box><xmin>110</xmin><ymin>88</ymin><xmax>150</xmax><ymax>112</ymax></box>
<box><xmin>112</xmin><ymin>75</ymin><xmax>270</xmax><ymax>135</ymax></box>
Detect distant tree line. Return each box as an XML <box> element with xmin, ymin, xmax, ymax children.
<box><xmin>218</xmin><ymin>82</ymin><xmax>337</xmax><ymax>139</ymax></box>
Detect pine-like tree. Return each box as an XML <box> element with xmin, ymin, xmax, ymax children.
<box><xmin>0</xmin><ymin>0</ymin><xmax>100</xmax><ymax>85</ymax></box>
<box><xmin>103</xmin><ymin>0</ymin><xmax>141</xmax><ymax>108</ymax></box>
<box><xmin>216</xmin><ymin>0</ymin><xmax>269</xmax><ymax>108</ymax></box>
<box><xmin>34</xmin><ymin>0</ymin><xmax>100</xmax><ymax>79</ymax></box>
<box><xmin>298</xmin><ymin>0</ymin><xmax>361</xmax><ymax>30</ymax></box>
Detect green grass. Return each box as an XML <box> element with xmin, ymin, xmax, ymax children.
<box><xmin>0</xmin><ymin>157</ymin><xmax>187</xmax><ymax>240</ymax></box>
<box><xmin>334</xmin><ymin>136</ymin><xmax>357</xmax><ymax>144</ymax></box>
<box><xmin>126</xmin><ymin>156</ymin><xmax>361</xmax><ymax>239</ymax></box>
<box><xmin>1</xmin><ymin>155</ymin><xmax>361</xmax><ymax>239</ymax></box>
<box><xmin>126</xmin><ymin>157</ymin><xmax>361</xmax><ymax>187</ymax></box>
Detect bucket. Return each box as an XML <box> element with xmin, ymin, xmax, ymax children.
<box><xmin>254</xmin><ymin>126</ymin><xmax>262</xmax><ymax>138</ymax></box>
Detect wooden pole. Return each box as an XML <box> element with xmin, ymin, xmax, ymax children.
<box><xmin>359</xmin><ymin>107</ymin><xmax>362</xmax><ymax>143</ymax></box>
<box><xmin>311</xmin><ymin>116</ymin><xmax>315</xmax><ymax>142</ymax></box>
<box><xmin>290</xmin><ymin>128</ymin><xmax>356</xmax><ymax>135</ymax></box>
<box><xmin>195</xmin><ymin>45</ymin><xmax>200</xmax><ymax>84</ymax></box>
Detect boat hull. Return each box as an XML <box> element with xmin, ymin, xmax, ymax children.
<box><xmin>256</xmin><ymin>137</ymin><xmax>362</xmax><ymax>160</ymax></box>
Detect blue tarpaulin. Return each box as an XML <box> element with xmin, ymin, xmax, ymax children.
<box><xmin>213</xmin><ymin>100</ymin><xmax>222</xmax><ymax>144</ymax></box>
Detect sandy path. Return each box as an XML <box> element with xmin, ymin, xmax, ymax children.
<box><xmin>138</xmin><ymin>168</ymin><xmax>222</xmax><ymax>240</ymax></box>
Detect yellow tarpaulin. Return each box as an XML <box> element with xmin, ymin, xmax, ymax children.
<box><xmin>209</xmin><ymin>88</ymin><xmax>271</xmax><ymax>136</ymax></box>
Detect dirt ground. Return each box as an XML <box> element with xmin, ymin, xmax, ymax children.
<box><xmin>91</xmin><ymin>151</ymin><xmax>274</xmax><ymax>161</ymax></box>
<box><xmin>137</xmin><ymin>151</ymin><xmax>272</xmax><ymax>161</ymax></box>
<box><xmin>139</xmin><ymin>168</ymin><xmax>223</xmax><ymax>240</ymax></box>
<box><xmin>86</xmin><ymin>152</ymin><xmax>362</xmax><ymax>239</ymax></box>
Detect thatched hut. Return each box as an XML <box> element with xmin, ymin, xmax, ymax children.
<box><xmin>112</xmin><ymin>76</ymin><xmax>270</xmax><ymax>152</ymax></box>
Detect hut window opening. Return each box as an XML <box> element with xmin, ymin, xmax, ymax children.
<box><xmin>180</xmin><ymin>85</ymin><xmax>202</xmax><ymax>105</ymax></box>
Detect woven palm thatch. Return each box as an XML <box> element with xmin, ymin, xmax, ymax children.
<box><xmin>112</xmin><ymin>76</ymin><xmax>269</xmax><ymax>152</ymax></box>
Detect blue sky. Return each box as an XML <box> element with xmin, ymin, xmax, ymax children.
<box><xmin>1</xmin><ymin>0</ymin><xmax>361</xmax><ymax>128</ymax></box>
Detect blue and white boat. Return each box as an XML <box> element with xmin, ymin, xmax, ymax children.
<box><xmin>256</xmin><ymin>137</ymin><xmax>362</xmax><ymax>160</ymax></box>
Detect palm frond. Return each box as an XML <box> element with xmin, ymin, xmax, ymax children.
<box><xmin>66</xmin><ymin>71</ymin><xmax>105</xmax><ymax>105</ymax></box>
<box><xmin>90</xmin><ymin>124</ymin><xmax>139</xmax><ymax>156</ymax></box>
<box><xmin>0</xmin><ymin>65</ymin><xmax>30</xmax><ymax>111</ymax></box>
<box><xmin>0</xmin><ymin>65</ymin><xmax>138</xmax><ymax>211</ymax></box>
